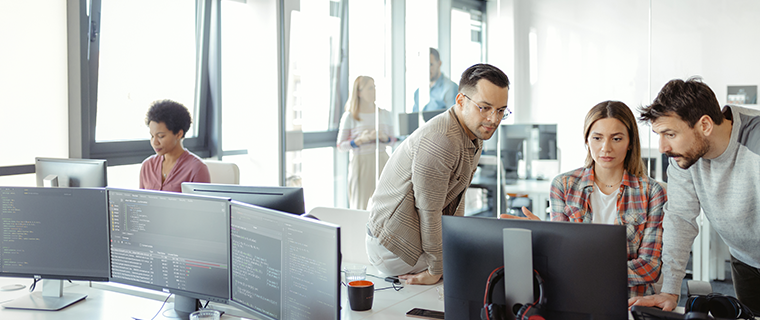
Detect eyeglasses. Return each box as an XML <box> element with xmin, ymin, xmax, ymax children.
<box><xmin>463</xmin><ymin>94</ymin><xmax>512</xmax><ymax>120</ymax></box>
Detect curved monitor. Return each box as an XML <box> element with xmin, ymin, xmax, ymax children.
<box><xmin>0</xmin><ymin>187</ymin><xmax>109</xmax><ymax>310</ymax></box>
<box><xmin>35</xmin><ymin>157</ymin><xmax>107</xmax><ymax>187</ymax></box>
<box><xmin>106</xmin><ymin>188</ymin><xmax>230</xmax><ymax>317</ymax></box>
<box><xmin>442</xmin><ymin>216</ymin><xmax>628</xmax><ymax>320</ymax></box>
<box><xmin>229</xmin><ymin>201</ymin><xmax>340</xmax><ymax>320</ymax></box>
<box><xmin>181</xmin><ymin>183</ymin><xmax>305</xmax><ymax>215</ymax></box>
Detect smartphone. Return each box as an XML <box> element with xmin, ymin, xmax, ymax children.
<box><xmin>385</xmin><ymin>276</ymin><xmax>400</xmax><ymax>284</ymax></box>
<box><xmin>406</xmin><ymin>308</ymin><xmax>445</xmax><ymax>319</ymax></box>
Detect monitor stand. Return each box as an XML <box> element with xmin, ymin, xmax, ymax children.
<box><xmin>2</xmin><ymin>279</ymin><xmax>87</xmax><ymax>311</ymax></box>
<box><xmin>503</xmin><ymin>228</ymin><xmax>533</xmax><ymax>319</ymax></box>
<box><xmin>160</xmin><ymin>295</ymin><xmax>199</xmax><ymax>320</ymax></box>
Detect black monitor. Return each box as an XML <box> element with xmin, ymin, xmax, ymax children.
<box><xmin>398</xmin><ymin>109</ymin><xmax>447</xmax><ymax>136</ymax></box>
<box><xmin>0</xmin><ymin>187</ymin><xmax>109</xmax><ymax>310</ymax></box>
<box><xmin>181</xmin><ymin>182</ymin><xmax>305</xmax><ymax>215</ymax></box>
<box><xmin>107</xmin><ymin>188</ymin><xmax>230</xmax><ymax>319</ymax></box>
<box><xmin>499</xmin><ymin>124</ymin><xmax>557</xmax><ymax>181</ymax></box>
<box><xmin>442</xmin><ymin>216</ymin><xmax>628</xmax><ymax>320</ymax></box>
<box><xmin>35</xmin><ymin>157</ymin><xmax>108</xmax><ymax>187</ymax></box>
<box><xmin>229</xmin><ymin>201</ymin><xmax>341</xmax><ymax>320</ymax></box>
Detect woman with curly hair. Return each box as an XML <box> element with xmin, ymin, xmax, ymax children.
<box><xmin>139</xmin><ymin>99</ymin><xmax>210</xmax><ymax>192</ymax></box>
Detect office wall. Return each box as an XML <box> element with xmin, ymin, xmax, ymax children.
<box><xmin>0</xmin><ymin>1</ymin><xmax>69</xmax><ymax>167</ymax></box>
<box><xmin>499</xmin><ymin>0</ymin><xmax>760</xmax><ymax>174</ymax></box>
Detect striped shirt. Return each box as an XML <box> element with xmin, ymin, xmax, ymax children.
<box><xmin>367</xmin><ymin>107</ymin><xmax>482</xmax><ymax>275</ymax></box>
<box><xmin>550</xmin><ymin>167</ymin><xmax>666</xmax><ymax>297</ymax></box>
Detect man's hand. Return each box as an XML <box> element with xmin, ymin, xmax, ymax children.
<box><xmin>628</xmin><ymin>293</ymin><xmax>678</xmax><ymax>311</ymax></box>
<box><xmin>398</xmin><ymin>270</ymin><xmax>442</xmax><ymax>285</ymax></box>
<box><xmin>499</xmin><ymin>207</ymin><xmax>541</xmax><ymax>220</ymax></box>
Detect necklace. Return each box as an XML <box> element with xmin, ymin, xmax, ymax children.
<box><xmin>599</xmin><ymin>180</ymin><xmax>621</xmax><ymax>188</ymax></box>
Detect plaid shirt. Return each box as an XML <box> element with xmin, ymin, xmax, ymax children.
<box><xmin>549</xmin><ymin>167</ymin><xmax>666</xmax><ymax>297</ymax></box>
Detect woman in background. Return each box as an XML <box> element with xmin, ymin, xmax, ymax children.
<box><xmin>337</xmin><ymin>76</ymin><xmax>396</xmax><ymax>210</ymax></box>
<box><xmin>504</xmin><ymin>101</ymin><xmax>666</xmax><ymax>298</ymax></box>
<box><xmin>140</xmin><ymin>99</ymin><xmax>210</xmax><ymax>192</ymax></box>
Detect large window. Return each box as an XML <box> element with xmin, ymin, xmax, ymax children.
<box><xmin>79</xmin><ymin>0</ymin><xmax>212</xmax><ymax>166</ymax></box>
<box><xmin>95</xmin><ymin>0</ymin><xmax>197</xmax><ymax>142</ymax></box>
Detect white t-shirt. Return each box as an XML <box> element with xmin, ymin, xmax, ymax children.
<box><xmin>590</xmin><ymin>182</ymin><xmax>619</xmax><ymax>225</ymax></box>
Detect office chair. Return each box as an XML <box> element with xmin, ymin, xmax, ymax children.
<box><xmin>205</xmin><ymin>161</ymin><xmax>240</xmax><ymax>184</ymax></box>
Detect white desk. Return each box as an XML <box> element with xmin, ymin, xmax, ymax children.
<box><xmin>341</xmin><ymin>266</ymin><xmax>444</xmax><ymax>320</ymax></box>
<box><xmin>0</xmin><ymin>267</ymin><xmax>445</xmax><ymax>320</ymax></box>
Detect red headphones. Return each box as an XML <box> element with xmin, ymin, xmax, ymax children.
<box><xmin>481</xmin><ymin>266</ymin><xmax>546</xmax><ymax>320</ymax></box>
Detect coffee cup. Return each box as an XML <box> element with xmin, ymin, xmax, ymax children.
<box><xmin>347</xmin><ymin>280</ymin><xmax>374</xmax><ymax>311</ymax></box>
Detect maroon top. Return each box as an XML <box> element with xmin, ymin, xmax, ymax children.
<box><xmin>139</xmin><ymin>150</ymin><xmax>210</xmax><ymax>193</ymax></box>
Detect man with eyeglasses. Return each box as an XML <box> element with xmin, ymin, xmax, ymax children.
<box><xmin>366</xmin><ymin>63</ymin><xmax>511</xmax><ymax>285</ymax></box>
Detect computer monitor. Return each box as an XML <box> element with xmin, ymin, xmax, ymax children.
<box><xmin>35</xmin><ymin>157</ymin><xmax>108</xmax><ymax>187</ymax></box>
<box><xmin>229</xmin><ymin>201</ymin><xmax>340</xmax><ymax>320</ymax></box>
<box><xmin>442</xmin><ymin>216</ymin><xmax>628</xmax><ymax>320</ymax></box>
<box><xmin>107</xmin><ymin>188</ymin><xmax>230</xmax><ymax>318</ymax></box>
<box><xmin>398</xmin><ymin>109</ymin><xmax>447</xmax><ymax>136</ymax></box>
<box><xmin>0</xmin><ymin>187</ymin><xmax>109</xmax><ymax>311</ymax></box>
<box><xmin>499</xmin><ymin>124</ymin><xmax>557</xmax><ymax>181</ymax></box>
<box><xmin>181</xmin><ymin>182</ymin><xmax>305</xmax><ymax>215</ymax></box>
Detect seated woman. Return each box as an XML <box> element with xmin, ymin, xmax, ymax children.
<box><xmin>504</xmin><ymin>101</ymin><xmax>666</xmax><ymax>297</ymax></box>
<box><xmin>140</xmin><ymin>100</ymin><xmax>210</xmax><ymax>192</ymax></box>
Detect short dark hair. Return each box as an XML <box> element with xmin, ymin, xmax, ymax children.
<box><xmin>145</xmin><ymin>99</ymin><xmax>192</xmax><ymax>138</ymax></box>
<box><xmin>430</xmin><ymin>47</ymin><xmax>440</xmax><ymax>62</ymax></box>
<box><xmin>638</xmin><ymin>77</ymin><xmax>724</xmax><ymax>127</ymax></box>
<box><xmin>458</xmin><ymin>63</ymin><xmax>510</xmax><ymax>94</ymax></box>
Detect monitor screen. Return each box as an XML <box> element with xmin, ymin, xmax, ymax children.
<box><xmin>181</xmin><ymin>183</ymin><xmax>305</xmax><ymax>215</ymax></box>
<box><xmin>442</xmin><ymin>216</ymin><xmax>628</xmax><ymax>320</ymax></box>
<box><xmin>229</xmin><ymin>201</ymin><xmax>340</xmax><ymax>320</ymax></box>
<box><xmin>0</xmin><ymin>187</ymin><xmax>110</xmax><ymax>280</ymax></box>
<box><xmin>107</xmin><ymin>188</ymin><xmax>230</xmax><ymax>315</ymax></box>
<box><xmin>35</xmin><ymin>157</ymin><xmax>108</xmax><ymax>188</ymax></box>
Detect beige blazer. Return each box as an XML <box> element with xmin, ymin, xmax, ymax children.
<box><xmin>367</xmin><ymin>107</ymin><xmax>482</xmax><ymax>275</ymax></box>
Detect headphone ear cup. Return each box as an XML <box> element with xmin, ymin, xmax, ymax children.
<box><xmin>708</xmin><ymin>294</ymin><xmax>747</xmax><ymax>319</ymax></box>
<box><xmin>687</xmin><ymin>295</ymin><xmax>711</xmax><ymax>314</ymax></box>
<box><xmin>516</xmin><ymin>303</ymin><xmax>543</xmax><ymax>320</ymax></box>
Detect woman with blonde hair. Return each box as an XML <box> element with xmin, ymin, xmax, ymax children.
<box><xmin>505</xmin><ymin>101</ymin><xmax>667</xmax><ymax>297</ymax></box>
<box><xmin>337</xmin><ymin>76</ymin><xmax>396</xmax><ymax>209</ymax></box>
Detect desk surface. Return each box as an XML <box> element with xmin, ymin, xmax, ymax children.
<box><xmin>0</xmin><ymin>265</ymin><xmax>444</xmax><ymax>320</ymax></box>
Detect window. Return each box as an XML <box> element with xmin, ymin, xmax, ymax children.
<box><xmin>95</xmin><ymin>0</ymin><xmax>197</xmax><ymax>142</ymax></box>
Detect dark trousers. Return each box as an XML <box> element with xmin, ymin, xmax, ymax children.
<box><xmin>731</xmin><ymin>255</ymin><xmax>760</xmax><ymax>314</ymax></box>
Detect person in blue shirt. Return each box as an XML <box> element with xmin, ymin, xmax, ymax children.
<box><xmin>412</xmin><ymin>48</ymin><xmax>459</xmax><ymax>112</ymax></box>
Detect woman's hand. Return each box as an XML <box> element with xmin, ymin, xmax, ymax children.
<box><xmin>499</xmin><ymin>206</ymin><xmax>541</xmax><ymax>220</ymax></box>
<box><xmin>354</xmin><ymin>130</ymin><xmax>376</xmax><ymax>145</ymax></box>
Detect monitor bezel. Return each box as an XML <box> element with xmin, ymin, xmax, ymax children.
<box><xmin>35</xmin><ymin>157</ymin><xmax>108</xmax><ymax>188</ymax></box>
<box><xmin>106</xmin><ymin>187</ymin><xmax>232</xmax><ymax>304</ymax></box>
<box><xmin>181</xmin><ymin>182</ymin><xmax>305</xmax><ymax>215</ymax></box>
<box><xmin>227</xmin><ymin>200</ymin><xmax>341</xmax><ymax>320</ymax></box>
<box><xmin>0</xmin><ymin>186</ymin><xmax>110</xmax><ymax>282</ymax></box>
<box><xmin>442</xmin><ymin>216</ymin><xmax>628</xmax><ymax>320</ymax></box>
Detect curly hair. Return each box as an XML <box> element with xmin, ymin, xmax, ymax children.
<box><xmin>145</xmin><ymin>100</ymin><xmax>192</xmax><ymax>138</ymax></box>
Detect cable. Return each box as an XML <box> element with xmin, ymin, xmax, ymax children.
<box><xmin>29</xmin><ymin>279</ymin><xmax>39</xmax><ymax>292</ymax></box>
<box><xmin>148</xmin><ymin>293</ymin><xmax>172</xmax><ymax>320</ymax></box>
